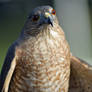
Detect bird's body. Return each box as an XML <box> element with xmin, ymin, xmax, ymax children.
<box><xmin>9</xmin><ymin>24</ymin><xmax>70</xmax><ymax>92</ymax></box>
<box><xmin>0</xmin><ymin>6</ymin><xmax>70</xmax><ymax>92</ymax></box>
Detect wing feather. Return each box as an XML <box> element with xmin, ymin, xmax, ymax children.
<box><xmin>0</xmin><ymin>41</ymin><xmax>18</xmax><ymax>91</ymax></box>
<box><xmin>69</xmin><ymin>56</ymin><xmax>92</xmax><ymax>92</ymax></box>
<box><xmin>2</xmin><ymin>56</ymin><xmax>17</xmax><ymax>92</ymax></box>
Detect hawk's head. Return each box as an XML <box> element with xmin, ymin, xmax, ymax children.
<box><xmin>22</xmin><ymin>6</ymin><xmax>59</xmax><ymax>37</ymax></box>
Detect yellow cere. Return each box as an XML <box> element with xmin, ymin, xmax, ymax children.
<box><xmin>45</xmin><ymin>12</ymin><xmax>51</xmax><ymax>18</ymax></box>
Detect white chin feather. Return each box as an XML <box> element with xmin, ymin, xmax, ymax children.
<box><xmin>50</xmin><ymin>30</ymin><xmax>58</xmax><ymax>37</ymax></box>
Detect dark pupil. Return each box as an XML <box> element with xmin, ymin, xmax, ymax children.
<box><xmin>52</xmin><ymin>9</ymin><xmax>56</xmax><ymax>15</ymax></box>
<box><xmin>32</xmin><ymin>15</ymin><xmax>39</xmax><ymax>21</ymax></box>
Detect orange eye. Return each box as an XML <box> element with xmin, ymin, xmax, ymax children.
<box><xmin>51</xmin><ymin>9</ymin><xmax>56</xmax><ymax>15</ymax></box>
<box><xmin>32</xmin><ymin>15</ymin><xmax>39</xmax><ymax>22</ymax></box>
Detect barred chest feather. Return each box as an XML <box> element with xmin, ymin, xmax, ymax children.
<box><xmin>9</xmin><ymin>29</ymin><xmax>70</xmax><ymax>92</ymax></box>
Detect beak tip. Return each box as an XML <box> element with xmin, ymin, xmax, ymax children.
<box><xmin>50</xmin><ymin>22</ymin><xmax>53</xmax><ymax>27</ymax></box>
<box><xmin>48</xmin><ymin>17</ymin><xmax>53</xmax><ymax>27</ymax></box>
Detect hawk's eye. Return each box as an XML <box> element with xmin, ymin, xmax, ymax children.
<box><xmin>51</xmin><ymin>9</ymin><xmax>56</xmax><ymax>15</ymax></box>
<box><xmin>32</xmin><ymin>15</ymin><xmax>39</xmax><ymax>22</ymax></box>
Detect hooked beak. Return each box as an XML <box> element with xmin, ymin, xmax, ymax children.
<box><xmin>44</xmin><ymin>12</ymin><xmax>53</xmax><ymax>27</ymax></box>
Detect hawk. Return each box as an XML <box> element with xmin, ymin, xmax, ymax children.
<box><xmin>0</xmin><ymin>6</ymin><xmax>92</xmax><ymax>92</ymax></box>
<box><xmin>0</xmin><ymin>6</ymin><xmax>70</xmax><ymax>92</ymax></box>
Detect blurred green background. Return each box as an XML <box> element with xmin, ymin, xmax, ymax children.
<box><xmin>0</xmin><ymin>0</ymin><xmax>92</xmax><ymax>71</ymax></box>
